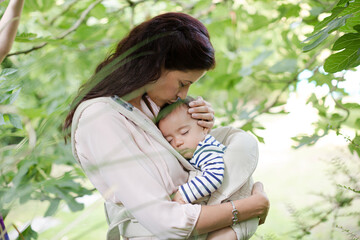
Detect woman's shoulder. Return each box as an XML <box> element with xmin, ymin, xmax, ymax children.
<box><xmin>73</xmin><ymin>97</ymin><xmax>126</xmax><ymax>128</ymax></box>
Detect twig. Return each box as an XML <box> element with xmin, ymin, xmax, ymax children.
<box><xmin>49</xmin><ymin>0</ymin><xmax>78</xmax><ymax>26</ymax></box>
<box><xmin>126</xmin><ymin>0</ymin><xmax>135</xmax><ymax>28</ymax></box>
<box><xmin>12</xmin><ymin>223</ymin><xmax>24</xmax><ymax>240</ymax></box>
<box><xmin>58</xmin><ymin>0</ymin><xmax>103</xmax><ymax>40</ymax></box>
<box><xmin>7</xmin><ymin>42</ymin><xmax>48</xmax><ymax>56</ymax></box>
<box><xmin>7</xmin><ymin>0</ymin><xmax>104</xmax><ymax>57</ymax></box>
<box><xmin>330</xmin><ymin>75</ymin><xmax>351</xmax><ymax>125</ymax></box>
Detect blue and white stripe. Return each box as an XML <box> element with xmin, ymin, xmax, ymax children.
<box><xmin>179</xmin><ymin>135</ymin><xmax>226</xmax><ymax>203</ymax></box>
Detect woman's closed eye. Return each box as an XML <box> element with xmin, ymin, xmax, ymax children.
<box><xmin>179</xmin><ymin>81</ymin><xmax>189</xmax><ymax>88</ymax></box>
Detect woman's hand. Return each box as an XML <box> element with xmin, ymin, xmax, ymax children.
<box><xmin>188</xmin><ymin>96</ymin><xmax>215</xmax><ymax>131</ymax></box>
<box><xmin>251</xmin><ymin>182</ymin><xmax>270</xmax><ymax>225</ymax></box>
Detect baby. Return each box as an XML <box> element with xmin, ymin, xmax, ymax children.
<box><xmin>157</xmin><ymin>97</ymin><xmax>226</xmax><ymax>204</ymax></box>
<box><xmin>157</xmin><ymin>97</ymin><xmax>259</xmax><ymax>240</ymax></box>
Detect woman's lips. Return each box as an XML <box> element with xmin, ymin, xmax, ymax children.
<box><xmin>168</xmin><ymin>99</ymin><xmax>178</xmax><ymax>104</ymax></box>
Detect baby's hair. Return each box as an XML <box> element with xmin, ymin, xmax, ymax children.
<box><xmin>155</xmin><ymin>96</ymin><xmax>195</xmax><ymax>124</ymax></box>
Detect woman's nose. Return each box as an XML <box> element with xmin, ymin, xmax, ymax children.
<box><xmin>177</xmin><ymin>87</ymin><xmax>189</xmax><ymax>100</ymax></box>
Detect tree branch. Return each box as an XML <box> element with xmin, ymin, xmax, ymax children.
<box><xmin>57</xmin><ymin>0</ymin><xmax>103</xmax><ymax>40</ymax></box>
<box><xmin>242</xmin><ymin>33</ymin><xmax>339</xmax><ymax>126</ymax></box>
<box><xmin>49</xmin><ymin>0</ymin><xmax>78</xmax><ymax>26</ymax></box>
<box><xmin>7</xmin><ymin>0</ymin><xmax>103</xmax><ymax>57</ymax></box>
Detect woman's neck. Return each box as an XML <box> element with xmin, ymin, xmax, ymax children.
<box><xmin>128</xmin><ymin>96</ymin><xmax>142</xmax><ymax>110</ymax></box>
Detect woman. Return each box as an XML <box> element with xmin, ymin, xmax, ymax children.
<box><xmin>64</xmin><ymin>12</ymin><xmax>269</xmax><ymax>239</ymax></box>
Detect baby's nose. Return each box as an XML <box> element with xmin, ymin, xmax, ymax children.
<box><xmin>174</xmin><ymin>138</ymin><xmax>184</xmax><ymax>148</ymax></box>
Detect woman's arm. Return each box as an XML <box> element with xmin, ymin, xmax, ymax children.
<box><xmin>194</xmin><ymin>182</ymin><xmax>269</xmax><ymax>235</ymax></box>
<box><xmin>0</xmin><ymin>0</ymin><xmax>24</xmax><ymax>63</ymax></box>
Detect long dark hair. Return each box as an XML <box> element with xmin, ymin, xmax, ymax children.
<box><xmin>63</xmin><ymin>12</ymin><xmax>215</xmax><ymax>135</ymax></box>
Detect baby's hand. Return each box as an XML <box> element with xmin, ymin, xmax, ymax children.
<box><xmin>172</xmin><ymin>191</ymin><xmax>186</xmax><ymax>204</ymax></box>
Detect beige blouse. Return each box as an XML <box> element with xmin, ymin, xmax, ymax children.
<box><xmin>73</xmin><ymin>96</ymin><xmax>201</xmax><ymax>239</ymax></box>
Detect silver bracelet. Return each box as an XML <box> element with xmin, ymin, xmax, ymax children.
<box><xmin>229</xmin><ymin>200</ymin><xmax>239</xmax><ymax>225</ymax></box>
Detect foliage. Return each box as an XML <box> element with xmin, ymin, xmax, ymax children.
<box><xmin>287</xmin><ymin>1</ymin><xmax>360</xmax><ymax>239</ymax></box>
<box><xmin>0</xmin><ymin>0</ymin><xmax>359</xmax><ymax>239</ymax></box>
<box><xmin>286</xmin><ymin>157</ymin><xmax>360</xmax><ymax>240</ymax></box>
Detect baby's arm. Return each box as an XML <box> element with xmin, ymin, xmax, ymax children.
<box><xmin>178</xmin><ymin>135</ymin><xmax>225</xmax><ymax>203</ymax></box>
<box><xmin>172</xmin><ymin>190</ymin><xmax>186</xmax><ymax>204</ymax></box>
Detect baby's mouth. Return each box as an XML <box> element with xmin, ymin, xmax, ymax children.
<box><xmin>178</xmin><ymin>148</ymin><xmax>194</xmax><ymax>158</ymax></box>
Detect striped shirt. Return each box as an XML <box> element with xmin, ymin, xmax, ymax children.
<box><xmin>179</xmin><ymin>134</ymin><xmax>226</xmax><ymax>203</ymax></box>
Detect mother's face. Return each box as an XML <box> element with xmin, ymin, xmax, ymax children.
<box><xmin>147</xmin><ymin>70</ymin><xmax>206</xmax><ymax>107</ymax></box>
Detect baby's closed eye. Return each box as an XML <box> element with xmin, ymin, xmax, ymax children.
<box><xmin>180</xmin><ymin>128</ymin><xmax>189</xmax><ymax>135</ymax></box>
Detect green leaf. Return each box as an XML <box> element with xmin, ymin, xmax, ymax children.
<box><xmin>340</xmin><ymin>2</ymin><xmax>360</xmax><ymax>16</ymax></box>
<box><xmin>239</xmin><ymin>66</ymin><xmax>252</xmax><ymax>77</ymax></box>
<box><xmin>0</xmin><ymin>113</ymin><xmax>5</xmax><ymax>125</ymax></box>
<box><xmin>324</xmin><ymin>48</ymin><xmax>359</xmax><ymax>73</ymax></box>
<box><xmin>0</xmin><ymin>94</ymin><xmax>10</xmax><ymax>104</ymax></box>
<box><xmin>45</xmin><ymin>186</ymin><xmax>84</xmax><ymax>212</ymax></box>
<box><xmin>20</xmin><ymin>108</ymin><xmax>47</xmax><ymax>118</ymax></box>
<box><xmin>309</xmin><ymin>72</ymin><xmax>333</xmax><ymax>87</ymax></box>
<box><xmin>270</xmin><ymin>59</ymin><xmax>297</xmax><ymax>73</ymax></box>
<box><xmin>37</xmin><ymin>0</ymin><xmax>54</xmax><ymax>11</ymax></box>
<box><xmin>331</xmin><ymin>113</ymin><xmax>343</xmax><ymax>121</ymax></box>
<box><xmin>9</xmin><ymin>88</ymin><xmax>21</xmax><ymax>104</ymax></box>
<box><xmin>15</xmin><ymin>33</ymin><xmax>55</xmax><ymax>43</ymax></box>
<box><xmin>313</xmin><ymin>7</ymin><xmax>346</xmax><ymax>32</ymax></box>
<box><xmin>339</xmin><ymin>12</ymin><xmax>360</xmax><ymax>32</ymax></box>
<box><xmin>355</xmin><ymin>118</ymin><xmax>360</xmax><ymax>129</ymax></box>
<box><xmin>348</xmin><ymin>135</ymin><xmax>360</xmax><ymax>157</ymax></box>
<box><xmin>310</xmin><ymin>7</ymin><xmax>324</xmax><ymax>17</ymax></box>
<box><xmin>20</xmin><ymin>225</ymin><xmax>38</xmax><ymax>240</ymax></box>
<box><xmin>343</xmin><ymin>102</ymin><xmax>360</xmax><ymax>109</ymax></box>
<box><xmin>354</xmin><ymin>24</ymin><xmax>360</xmax><ymax>32</ymax></box>
<box><xmin>248</xmin><ymin>14</ymin><xmax>270</xmax><ymax>31</ymax></box>
<box><xmin>303</xmin><ymin>14</ymin><xmax>352</xmax><ymax>52</ymax></box>
<box><xmin>332</xmin><ymin>33</ymin><xmax>360</xmax><ymax>50</ymax></box>
<box><xmin>252</xmin><ymin>131</ymin><xmax>264</xmax><ymax>143</ymax></box>
<box><xmin>292</xmin><ymin>134</ymin><xmax>323</xmax><ymax>149</ymax></box>
<box><xmin>8</xmin><ymin>113</ymin><xmax>22</xmax><ymax>129</ymax></box>
<box><xmin>314</xmin><ymin>2</ymin><xmax>360</xmax><ymax>31</ymax></box>
<box><xmin>278</xmin><ymin>4</ymin><xmax>301</xmax><ymax>18</ymax></box>
<box><xmin>303</xmin><ymin>32</ymin><xmax>330</xmax><ymax>52</ymax></box>
<box><xmin>44</xmin><ymin>198</ymin><xmax>61</xmax><ymax>217</ymax></box>
<box><xmin>91</xmin><ymin>3</ymin><xmax>106</xmax><ymax>19</ymax></box>
<box><xmin>16</xmin><ymin>32</ymin><xmax>38</xmax><ymax>39</ymax></box>
<box><xmin>337</xmin><ymin>0</ymin><xmax>349</xmax><ymax>6</ymax></box>
<box><xmin>0</xmin><ymin>68</ymin><xmax>17</xmax><ymax>77</ymax></box>
<box><xmin>251</xmin><ymin>50</ymin><xmax>273</xmax><ymax>66</ymax></box>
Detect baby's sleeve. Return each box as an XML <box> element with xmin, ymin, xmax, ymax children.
<box><xmin>179</xmin><ymin>136</ymin><xmax>225</xmax><ymax>203</ymax></box>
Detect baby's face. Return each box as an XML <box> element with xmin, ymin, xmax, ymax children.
<box><xmin>159</xmin><ymin>105</ymin><xmax>207</xmax><ymax>159</ymax></box>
